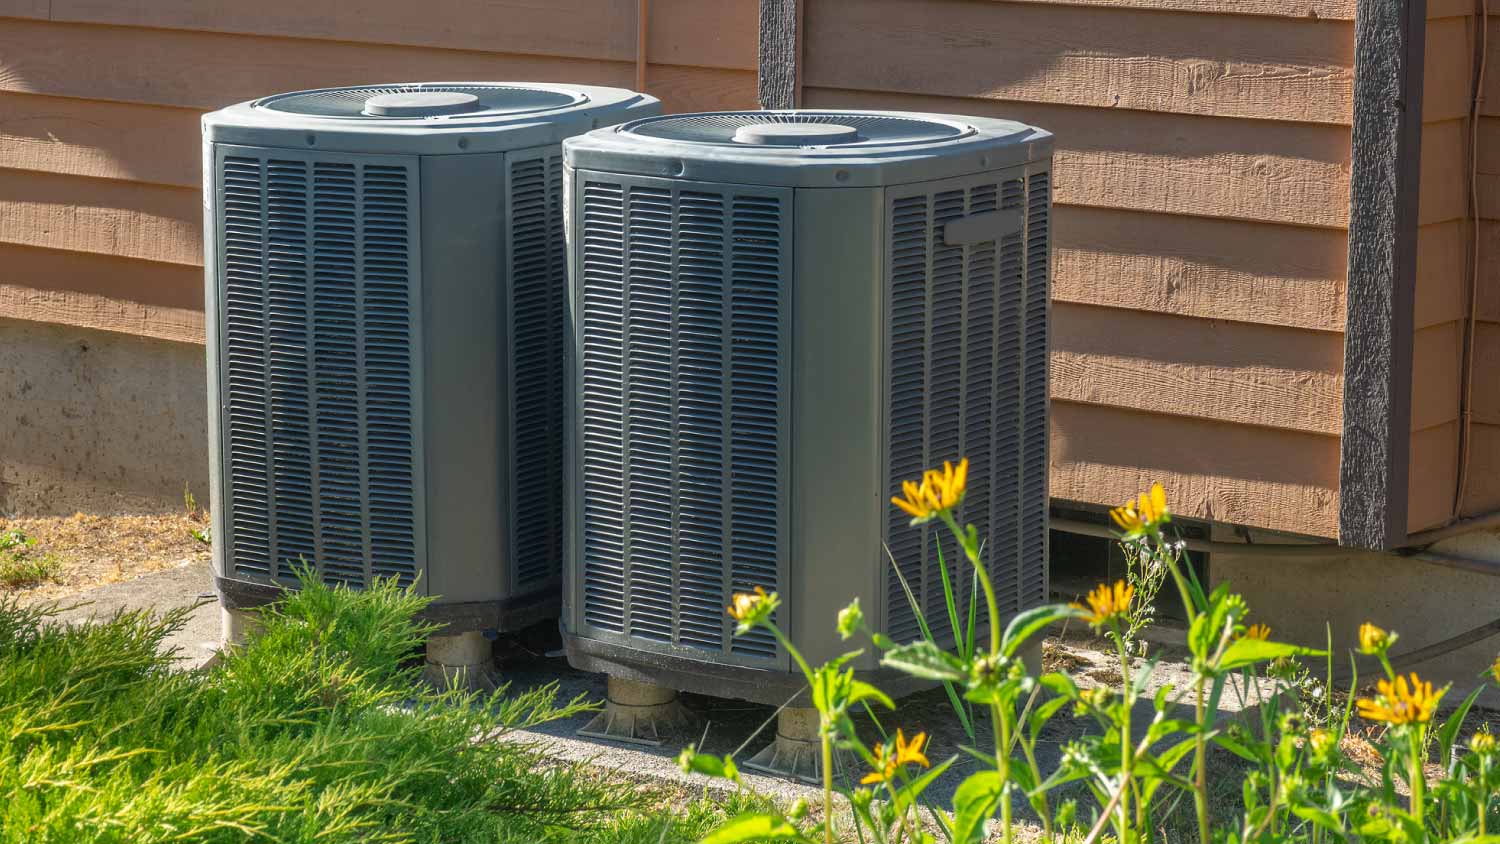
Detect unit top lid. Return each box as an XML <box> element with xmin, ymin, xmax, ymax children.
<box><xmin>564</xmin><ymin>109</ymin><xmax>1053</xmax><ymax>188</ymax></box>
<box><xmin>203</xmin><ymin>82</ymin><xmax>661</xmax><ymax>155</ymax></box>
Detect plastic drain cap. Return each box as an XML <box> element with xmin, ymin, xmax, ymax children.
<box><xmin>363</xmin><ymin>91</ymin><xmax>483</xmax><ymax>117</ymax></box>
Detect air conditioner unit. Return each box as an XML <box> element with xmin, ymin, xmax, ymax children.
<box><xmin>202</xmin><ymin>83</ymin><xmax>660</xmax><ymax>638</ymax></box>
<box><xmin>561</xmin><ymin>110</ymin><xmax>1054</xmax><ymax>711</ymax></box>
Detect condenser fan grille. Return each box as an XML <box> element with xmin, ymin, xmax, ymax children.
<box><xmin>622</xmin><ymin>111</ymin><xmax>974</xmax><ymax>147</ymax></box>
<box><xmin>255</xmin><ymin>85</ymin><xmax>585</xmax><ymax>118</ymax></box>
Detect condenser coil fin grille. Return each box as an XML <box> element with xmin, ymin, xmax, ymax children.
<box><xmin>257</xmin><ymin>84</ymin><xmax>585</xmax><ymax>118</ymax></box>
<box><xmin>216</xmin><ymin>148</ymin><xmax>423</xmax><ymax>590</ymax></box>
<box><xmin>509</xmin><ymin>151</ymin><xmax>567</xmax><ymax>590</ymax></box>
<box><xmin>578</xmin><ymin>175</ymin><xmax>789</xmax><ymax>665</ymax></box>
<box><xmin>623</xmin><ymin>111</ymin><xmax>973</xmax><ymax>147</ymax></box>
<box><xmin>885</xmin><ymin>172</ymin><xmax>1041</xmax><ymax>645</ymax></box>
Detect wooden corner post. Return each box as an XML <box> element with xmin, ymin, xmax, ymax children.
<box><xmin>1340</xmin><ymin>0</ymin><xmax>1427</xmax><ymax>549</ymax></box>
<box><xmin>758</xmin><ymin>0</ymin><xmax>801</xmax><ymax>109</ymax></box>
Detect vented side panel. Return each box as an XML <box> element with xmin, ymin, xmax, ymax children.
<box><xmin>1021</xmin><ymin>171</ymin><xmax>1051</xmax><ymax>606</ymax></box>
<box><xmin>214</xmin><ymin>147</ymin><xmax>423</xmax><ymax>590</ymax></box>
<box><xmin>884</xmin><ymin>168</ymin><xmax>1048</xmax><ymax>644</ymax></box>
<box><xmin>508</xmin><ymin>151</ymin><xmax>567</xmax><ymax>591</ymax></box>
<box><xmin>575</xmin><ymin>172</ymin><xmax>790</xmax><ymax>667</ymax></box>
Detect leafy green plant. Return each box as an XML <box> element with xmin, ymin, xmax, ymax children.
<box><xmin>0</xmin><ymin>570</ymin><xmax>754</xmax><ymax>843</ymax></box>
<box><xmin>685</xmin><ymin>460</ymin><xmax>1500</xmax><ymax>844</ymax></box>
<box><xmin>0</xmin><ymin>530</ymin><xmax>59</xmax><ymax>589</ymax></box>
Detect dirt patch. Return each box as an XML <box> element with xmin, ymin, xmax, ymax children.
<box><xmin>0</xmin><ymin>510</ymin><xmax>210</xmax><ymax>604</ymax></box>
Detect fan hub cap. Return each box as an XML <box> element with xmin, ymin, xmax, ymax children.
<box><xmin>732</xmin><ymin>122</ymin><xmax>861</xmax><ymax>146</ymax></box>
<box><xmin>362</xmin><ymin>91</ymin><xmax>483</xmax><ymax>117</ymax></box>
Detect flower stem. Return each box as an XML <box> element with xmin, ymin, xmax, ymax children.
<box><xmin>1194</xmin><ymin>680</ymin><xmax>1210</xmax><ymax>844</ymax></box>
<box><xmin>822</xmin><ymin>726</ymin><xmax>835</xmax><ymax>844</ymax></box>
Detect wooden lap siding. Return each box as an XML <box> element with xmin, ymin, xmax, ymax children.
<box><xmin>800</xmin><ymin>0</ymin><xmax>1355</xmax><ymax>538</ymax></box>
<box><xmin>1452</xmin><ymin>9</ymin><xmax>1500</xmax><ymax>519</ymax></box>
<box><xmin>0</xmin><ymin>2</ymin><xmax>757</xmax><ymax>340</ymax></box>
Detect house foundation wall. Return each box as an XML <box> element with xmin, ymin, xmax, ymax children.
<box><xmin>1210</xmin><ymin>525</ymin><xmax>1500</xmax><ymax>706</ymax></box>
<box><xmin>0</xmin><ymin>318</ymin><xmax>207</xmax><ymax>515</ymax></box>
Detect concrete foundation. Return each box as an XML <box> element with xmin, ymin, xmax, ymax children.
<box><xmin>1209</xmin><ymin>525</ymin><xmax>1500</xmax><ymax>706</ymax></box>
<box><xmin>744</xmin><ymin>707</ymin><xmax>824</xmax><ymax>784</ymax></box>
<box><xmin>423</xmin><ymin>631</ymin><xmax>499</xmax><ymax>692</ymax></box>
<box><xmin>220</xmin><ymin>607</ymin><xmax>263</xmax><ymax>647</ymax></box>
<box><xmin>0</xmin><ymin>319</ymin><xmax>207</xmax><ymax>515</ymax></box>
<box><xmin>576</xmin><ymin>677</ymin><xmax>699</xmax><ymax>746</ymax></box>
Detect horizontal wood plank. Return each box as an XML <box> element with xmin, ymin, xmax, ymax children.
<box><xmin>0</xmin><ymin>19</ymin><xmax>751</xmax><ymax>113</ymax></box>
<box><xmin>0</xmin><ymin>0</ymin><xmax>47</xmax><ymax>19</ymax></box>
<box><xmin>41</xmin><ymin>0</ymin><xmax>758</xmax><ymax>71</ymax></box>
<box><xmin>1427</xmin><ymin>0</ymin><xmax>1474</xmax><ymax>18</ymax></box>
<box><xmin>1481</xmin><ymin>117</ymin><xmax>1500</xmax><ymax>173</ymax></box>
<box><xmin>1051</xmin><ymin>400</ymin><xmax>1340</xmax><ymax>536</ymax></box>
<box><xmin>0</xmin><ymin>92</ymin><xmax>202</xmax><ymax>188</ymax></box>
<box><xmin>645</xmin><ymin>66</ymin><xmax>757</xmax><ymax>113</ymax></box>
<box><xmin>1419</xmin><ymin>118</ymin><xmax>1469</xmax><ymax>225</ymax></box>
<box><xmin>1475</xmin><ymin>222</ymin><xmax>1500</xmax><ymax>319</ymax></box>
<box><xmin>0</xmin><ymin>284</ymin><xmax>204</xmax><ymax>345</ymax></box>
<box><xmin>1408</xmin><ymin>420</ymin><xmax>1458</xmax><ymax>532</ymax></box>
<box><xmin>0</xmin><ymin>243</ymin><xmax>203</xmax><ymax>310</ymax></box>
<box><xmin>806</xmin><ymin>87</ymin><xmax>1352</xmax><ymax>227</ymax></box>
<box><xmin>1415</xmin><ymin>220</ymin><xmax>1469</xmax><ymax>329</ymax></box>
<box><xmin>984</xmin><ymin>0</ymin><xmax>1353</xmax><ymax>20</ymax></box>
<box><xmin>1423</xmin><ymin>17</ymin><xmax>1474</xmax><ymax>122</ymax></box>
<box><xmin>1053</xmin><ymin>205</ymin><xmax>1347</xmax><ymax>332</ymax></box>
<box><xmin>1052</xmin><ymin>302</ymin><xmax>1343</xmax><ymax>434</ymax></box>
<box><xmin>1468</xmin><ymin>321</ymin><xmax>1500</xmax><ymax>423</ymax></box>
<box><xmin>0</xmin><ymin>168</ymin><xmax>201</xmax><ymax>265</ymax></box>
<box><xmin>1459</xmin><ymin>422</ymin><xmax>1500</xmax><ymax>515</ymax></box>
<box><xmin>804</xmin><ymin>0</ymin><xmax>1355</xmax><ymax>124</ymax></box>
<box><xmin>1409</xmin><ymin>320</ymin><xmax>1462</xmax><ymax>431</ymax></box>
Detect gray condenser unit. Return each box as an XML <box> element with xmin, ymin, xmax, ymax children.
<box><xmin>561</xmin><ymin>110</ymin><xmax>1054</xmax><ymax>703</ymax></box>
<box><xmin>202</xmin><ymin>83</ymin><xmax>659</xmax><ymax>632</ymax></box>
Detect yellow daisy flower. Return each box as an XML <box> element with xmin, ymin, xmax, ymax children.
<box><xmin>1072</xmin><ymin>580</ymin><xmax>1134</xmax><ymax>627</ymax></box>
<box><xmin>891</xmin><ymin>459</ymin><xmax>969</xmax><ymax>523</ymax></box>
<box><xmin>1243</xmin><ymin>623</ymin><xmax>1272</xmax><ymax>641</ymax></box>
<box><xmin>1110</xmin><ymin>483</ymin><xmax>1170</xmax><ymax>537</ymax></box>
<box><xmin>860</xmin><ymin>729</ymin><xmax>931</xmax><ymax>785</ymax></box>
<box><xmin>1356</xmin><ymin>673</ymin><xmax>1444</xmax><ymax>725</ymax></box>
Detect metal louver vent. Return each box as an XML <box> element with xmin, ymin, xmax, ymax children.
<box><xmin>623</xmin><ymin>111</ymin><xmax>974</xmax><ymax>147</ymax></box>
<box><xmin>508</xmin><ymin>152</ymin><xmax>567</xmax><ymax>590</ymax></box>
<box><xmin>1022</xmin><ymin>172</ymin><xmax>1051</xmax><ymax>606</ymax></box>
<box><xmin>578</xmin><ymin>176</ymin><xmax>789</xmax><ymax>665</ymax></box>
<box><xmin>216</xmin><ymin>149</ymin><xmax>422</xmax><ymax>589</ymax></box>
<box><xmin>885</xmin><ymin>173</ymin><xmax>1043</xmax><ymax>644</ymax></box>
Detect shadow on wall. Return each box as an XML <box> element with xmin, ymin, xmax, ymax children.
<box><xmin>0</xmin><ymin>317</ymin><xmax>207</xmax><ymax>516</ymax></box>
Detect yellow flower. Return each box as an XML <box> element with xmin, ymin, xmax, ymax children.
<box><xmin>1358</xmin><ymin>622</ymin><xmax>1395</xmax><ymax>655</ymax></box>
<box><xmin>1471</xmin><ymin>729</ymin><xmax>1497</xmax><ymax>756</ymax></box>
<box><xmin>1071</xmin><ymin>580</ymin><xmax>1134</xmax><ymax>627</ymax></box>
<box><xmin>1110</xmin><ymin>483</ymin><xmax>1170</xmax><ymax>537</ymax></box>
<box><xmin>1308</xmin><ymin>728</ymin><xmax>1335</xmax><ymax>755</ymax></box>
<box><xmin>1243</xmin><ymin>623</ymin><xmax>1272</xmax><ymax>641</ymax></box>
<box><xmin>1356</xmin><ymin>673</ymin><xmax>1445</xmax><ymax>725</ymax></box>
<box><xmin>891</xmin><ymin>459</ymin><xmax>969</xmax><ymax>523</ymax></box>
<box><xmin>861</xmin><ymin>729</ymin><xmax>930</xmax><ymax>785</ymax></box>
<box><xmin>1491</xmin><ymin>653</ymin><xmax>1500</xmax><ymax>686</ymax></box>
<box><xmin>726</xmin><ymin>586</ymin><xmax>778</xmax><ymax>632</ymax></box>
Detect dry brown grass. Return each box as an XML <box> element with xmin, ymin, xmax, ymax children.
<box><xmin>0</xmin><ymin>510</ymin><xmax>210</xmax><ymax>603</ymax></box>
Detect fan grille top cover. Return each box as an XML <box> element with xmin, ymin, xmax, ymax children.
<box><xmin>256</xmin><ymin>83</ymin><xmax>586</xmax><ymax>119</ymax></box>
<box><xmin>203</xmin><ymin>82</ymin><xmax>660</xmax><ymax>155</ymax></box>
<box><xmin>565</xmin><ymin>109</ymin><xmax>1052</xmax><ymax>188</ymax></box>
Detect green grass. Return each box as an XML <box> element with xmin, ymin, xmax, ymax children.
<box><xmin>0</xmin><ymin>573</ymin><xmax>760</xmax><ymax>843</ymax></box>
<box><xmin>0</xmin><ymin>530</ymin><xmax>58</xmax><ymax>589</ymax></box>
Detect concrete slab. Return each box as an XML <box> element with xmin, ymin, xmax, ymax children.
<box><xmin>43</xmin><ymin>558</ymin><xmax>221</xmax><ymax>670</ymax></box>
